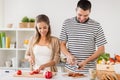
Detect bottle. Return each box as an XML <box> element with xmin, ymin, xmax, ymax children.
<box><xmin>0</xmin><ymin>33</ymin><xmax>2</xmax><ymax>48</ymax></box>
<box><xmin>1</xmin><ymin>32</ymin><xmax>6</xmax><ymax>48</ymax></box>
<box><xmin>6</xmin><ymin>36</ymin><xmax>11</xmax><ymax>48</ymax></box>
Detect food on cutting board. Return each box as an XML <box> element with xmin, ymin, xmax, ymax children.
<box><xmin>14</xmin><ymin>70</ymin><xmax>55</xmax><ymax>79</ymax></box>
<box><xmin>16</xmin><ymin>70</ymin><xmax>22</xmax><ymax>75</ymax></box>
<box><xmin>29</xmin><ymin>69</ymin><xmax>39</xmax><ymax>75</ymax></box>
<box><xmin>68</xmin><ymin>72</ymin><xmax>84</xmax><ymax>77</ymax></box>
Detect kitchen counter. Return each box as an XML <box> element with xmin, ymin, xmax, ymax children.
<box><xmin>0</xmin><ymin>70</ymin><xmax>91</xmax><ymax>80</ymax></box>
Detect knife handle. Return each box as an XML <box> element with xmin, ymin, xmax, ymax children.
<box><xmin>75</xmin><ymin>63</ymin><xmax>81</xmax><ymax>69</ymax></box>
<box><xmin>30</xmin><ymin>63</ymin><xmax>33</xmax><ymax>71</ymax></box>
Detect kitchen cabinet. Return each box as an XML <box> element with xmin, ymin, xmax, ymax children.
<box><xmin>0</xmin><ymin>28</ymin><xmax>34</xmax><ymax>70</ymax></box>
<box><xmin>0</xmin><ymin>28</ymin><xmax>65</xmax><ymax>72</ymax></box>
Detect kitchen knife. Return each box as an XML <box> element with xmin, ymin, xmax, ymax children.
<box><xmin>74</xmin><ymin>63</ymin><xmax>81</xmax><ymax>69</ymax></box>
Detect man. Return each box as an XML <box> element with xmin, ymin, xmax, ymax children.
<box><xmin>60</xmin><ymin>0</ymin><xmax>107</xmax><ymax>74</ymax></box>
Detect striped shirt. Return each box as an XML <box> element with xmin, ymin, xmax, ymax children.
<box><xmin>60</xmin><ymin>17</ymin><xmax>107</xmax><ymax>74</ymax></box>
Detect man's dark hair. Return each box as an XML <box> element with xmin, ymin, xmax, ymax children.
<box><xmin>77</xmin><ymin>0</ymin><xmax>91</xmax><ymax>11</ymax></box>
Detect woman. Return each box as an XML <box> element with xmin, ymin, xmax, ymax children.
<box><xmin>25</xmin><ymin>14</ymin><xmax>60</xmax><ymax>72</ymax></box>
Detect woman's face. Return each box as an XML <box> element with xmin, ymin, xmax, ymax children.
<box><xmin>37</xmin><ymin>21</ymin><xmax>49</xmax><ymax>37</ymax></box>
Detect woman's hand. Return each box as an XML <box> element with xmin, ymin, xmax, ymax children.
<box><xmin>27</xmin><ymin>56</ymin><xmax>34</xmax><ymax>65</ymax></box>
<box><xmin>39</xmin><ymin>64</ymin><xmax>46</xmax><ymax>70</ymax></box>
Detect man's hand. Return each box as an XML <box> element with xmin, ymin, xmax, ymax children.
<box><xmin>77</xmin><ymin>60</ymin><xmax>88</xmax><ymax>70</ymax></box>
<box><xmin>67</xmin><ymin>54</ymin><xmax>76</xmax><ymax>65</ymax></box>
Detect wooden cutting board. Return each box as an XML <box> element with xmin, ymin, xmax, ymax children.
<box><xmin>13</xmin><ymin>72</ymin><xmax>56</xmax><ymax>78</ymax></box>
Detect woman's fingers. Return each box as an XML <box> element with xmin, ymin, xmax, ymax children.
<box><xmin>28</xmin><ymin>56</ymin><xmax>34</xmax><ymax>65</ymax></box>
<box><xmin>39</xmin><ymin>65</ymin><xmax>45</xmax><ymax>70</ymax></box>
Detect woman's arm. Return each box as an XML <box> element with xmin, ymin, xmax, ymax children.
<box><xmin>25</xmin><ymin>37</ymin><xmax>32</xmax><ymax>60</ymax></box>
<box><xmin>25</xmin><ymin>36</ymin><xmax>35</xmax><ymax>69</ymax></box>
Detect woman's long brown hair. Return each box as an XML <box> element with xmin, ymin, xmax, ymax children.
<box><xmin>32</xmin><ymin>14</ymin><xmax>51</xmax><ymax>47</ymax></box>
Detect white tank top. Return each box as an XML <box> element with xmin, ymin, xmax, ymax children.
<box><xmin>33</xmin><ymin>45</ymin><xmax>52</xmax><ymax>71</ymax></box>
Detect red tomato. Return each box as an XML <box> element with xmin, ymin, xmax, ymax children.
<box><xmin>29</xmin><ymin>69</ymin><xmax>39</xmax><ymax>75</ymax></box>
<box><xmin>115</xmin><ymin>55</ymin><xmax>120</xmax><ymax>62</ymax></box>
<box><xmin>29</xmin><ymin>71</ymin><xmax>34</xmax><ymax>75</ymax></box>
<box><xmin>16</xmin><ymin>70</ymin><xmax>22</xmax><ymax>75</ymax></box>
<box><xmin>109</xmin><ymin>58</ymin><xmax>115</xmax><ymax>62</ymax></box>
<box><xmin>33</xmin><ymin>69</ymin><xmax>39</xmax><ymax>74</ymax></box>
<box><xmin>45</xmin><ymin>71</ymin><xmax>52</xmax><ymax>79</ymax></box>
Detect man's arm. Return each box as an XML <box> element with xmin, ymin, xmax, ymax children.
<box><xmin>61</xmin><ymin>41</ymin><xmax>70</xmax><ymax>56</ymax></box>
<box><xmin>78</xmin><ymin>45</ymin><xmax>105</xmax><ymax>69</ymax></box>
<box><xmin>60</xmin><ymin>41</ymin><xmax>75</xmax><ymax>65</ymax></box>
<box><xmin>85</xmin><ymin>45</ymin><xmax>105</xmax><ymax>63</ymax></box>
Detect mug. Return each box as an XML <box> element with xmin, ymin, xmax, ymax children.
<box><xmin>89</xmin><ymin>68</ymin><xmax>96</xmax><ymax>80</ymax></box>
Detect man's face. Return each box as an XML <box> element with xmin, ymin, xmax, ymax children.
<box><xmin>76</xmin><ymin>7</ymin><xmax>90</xmax><ymax>23</ymax></box>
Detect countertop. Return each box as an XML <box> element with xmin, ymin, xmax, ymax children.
<box><xmin>0</xmin><ymin>70</ymin><xmax>92</xmax><ymax>80</ymax></box>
